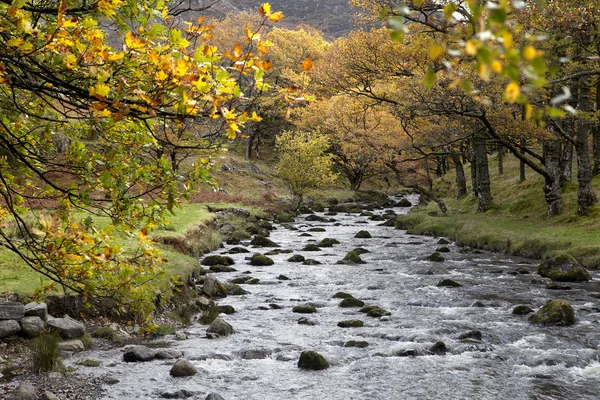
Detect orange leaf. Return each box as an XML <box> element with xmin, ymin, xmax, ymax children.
<box><xmin>259</xmin><ymin>2</ymin><xmax>271</xmax><ymax>17</ymax></box>
<box><xmin>268</xmin><ymin>11</ymin><xmax>285</xmax><ymax>22</ymax></box>
<box><xmin>234</xmin><ymin>42</ymin><xmax>242</xmax><ymax>58</ymax></box>
<box><xmin>302</xmin><ymin>59</ymin><xmax>313</xmax><ymax>71</ymax></box>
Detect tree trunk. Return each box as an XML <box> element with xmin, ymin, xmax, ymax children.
<box><xmin>474</xmin><ymin>133</ymin><xmax>493</xmax><ymax>212</ymax></box>
<box><xmin>469</xmin><ymin>141</ymin><xmax>478</xmax><ymax>198</ymax></box>
<box><xmin>450</xmin><ymin>152</ymin><xmax>467</xmax><ymax>198</ymax></box>
<box><xmin>575</xmin><ymin>76</ymin><xmax>598</xmax><ymax>215</ymax></box>
<box><xmin>519</xmin><ymin>142</ymin><xmax>526</xmax><ymax>182</ymax></box>
<box><xmin>245</xmin><ymin>124</ymin><xmax>261</xmax><ymax>160</ymax></box>
<box><xmin>559</xmin><ymin>129</ymin><xmax>574</xmax><ymax>184</ymax></box>
<box><xmin>542</xmin><ymin>139</ymin><xmax>562</xmax><ymax>217</ymax></box>
<box><xmin>497</xmin><ymin>145</ymin><xmax>504</xmax><ymax>175</ymax></box>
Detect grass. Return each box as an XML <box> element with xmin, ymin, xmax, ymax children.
<box><xmin>30</xmin><ymin>332</ymin><xmax>65</xmax><ymax>373</ymax></box>
<box><xmin>398</xmin><ymin>152</ymin><xmax>600</xmax><ymax>268</ymax></box>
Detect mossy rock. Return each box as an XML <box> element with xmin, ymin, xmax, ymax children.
<box><xmin>512</xmin><ymin>305</ymin><xmax>534</xmax><ymax>315</ymax></box>
<box><xmin>297</xmin><ymin>205</ymin><xmax>314</xmax><ymax>214</ymax></box>
<box><xmin>297</xmin><ymin>351</ymin><xmax>329</xmax><ymax>370</ymax></box>
<box><xmin>303</xmin><ymin>259</ymin><xmax>322</xmax><ymax>265</ymax></box>
<box><xmin>354</xmin><ymin>230</ymin><xmax>372</xmax><ymax>239</ymax></box>
<box><xmin>257</xmin><ymin>220</ymin><xmax>274</xmax><ymax>231</ymax></box>
<box><xmin>436</xmin><ymin>247</ymin><xmax>451</xmax><ymax>253</ymax></box>
<box><xmin>230</xmin><ymin>276</ymin><xmax>251</xmax><ymax>284</ymax></box>
<box><xmin>303</xmin><ymin>244</ymin><xmax>322</xmax><ymax>251</ymax></box>
<box><xmin>209</xmin><ymin>265</ymin><xmax>237</xmax><ymax>273</ymax></box>
<box><xmin>337</xmin><ymin>250</ymin><xmax>365</xmax><ymax>265</ymax></box>
<box><xmin>360</xmin><ymin>212</ymin><xmax>375</xmax><ymax>217</ymax></box>
<box><xmin>317</xmin><ymin>238</ymin><xmax>340</xmax><ymax>247</ymax></box>
<box><xmin>293</xmin><ymin>305</ymin><xmax>317</xmax><ymax>314</ymax></box>
<box><xmin>353</xmin><ymin>247</ymin><xmax>370</xmax><ymax>254</ymax></box>
<box><xmin>379</xmin><ymin>219</ymin><xmax>397</xmax><ymax>227</ymax></box>
<box><xmin>366</xmin><ymin>307</ymin><xmax>391</xmax><ymax>318</ymax></box>
<box><xmin>250</xmin><ymin>253</ymin><xmax>274</xmax><ymax>266</ymax></box>
<box><xmin>333</xmin><ymin>292</ymin><xmax>354</xmax><ymax>299</ymax></box>
<box><xmin>344</xmin><ymin>340</ymin><xmax>369</xmax><ymax>348</ymax></box>
<box><xmin>229</xmin><ymin>230</ymin><xmax>252</xmax><ymax>242</ymax></box>
<box><xmin>337</xmin><ymin>320</ymin><xmax>364</xmax><ymax>328</ymax></box>
<box><xmin>76</xmin><ymin>359</ymin><xmax>101</xmax><ymax>367</ymax></box>
<box><xmin>396</xmin><ymin>198</ymin><xmax>412</xmax><ymax>207</ymax></box>
<box><xmin>287</xmin><ymin>254</ymin><xmax>306</xmax><ymax>262</ymax></box>
<box><xmin>247</xmin><ymin>278</ymin><xmax>260</xmax><ymax>284</ymax></box>
<box><xmin>437</xmin><ymin>238</ymin><xmax>451</xmax><ymax>245</ymax></box>
<box><xmin>222</xmin><ymin>283</ymin><xmax>249</xmax><ymax>296</ymax></box>
<box><xmin>369</xmin><ymin>215</ymin><xmax>386</xmax><ymax>221</ymax></box>
<box><xmin>264</xmin><ymin>249</ymin><xmax>293</xmax><ymax>255</ymax></box>
<box><xmin>427</xmin><ymin>252</ymin><xmax>445</xmax><ymax>262</ymax></box>
<box><xmin>531</xmin><ymin>300</ymin><xmax>575</xmax><ymax>326</ymax></box>
<box><xmin>201</xmin><ymin>255</ymin><xmax>235</xmax><ymax>266</ymax></box>
<box><xmin>299</xmin><ymin>233</ymin><xmax>313</xmax><ymax>237</ymax></box>
<box><xmin>275</xmin><ymin>213</ymin><xmax>295</xmax><ymax>223</ymax></box>
<box><xmin>218</xmin><ymin>305</ymin><xmax>235</xmax><ymax>315</ymax></box>
<box><xmin>306</xmin><ymin>215</ymin><xmax>329</xmax><ymax>222</ymax></box>
<box><xmin>250</xmin><ymin>235</ymin><xmax>280</xmax><ymax>248</ymax></box>
<box><xmin>227</xmin><ymin>247</ymin><xmax>250</xmax><ymax>254</ymax></box>
<box><xmin>429</xmin><ymin>341</ymin><xmax>447</xmax><ymax>355</ymax></box>
<box><xmin>308</xmin><ymin>228</ymin><xmax>326</xmax><ymax>232</ymax></box>
<box><xmin>437</xmin><ymin>279</ymin><xmax>462</xmax><ymax>287</ymax></box>
<box><xmin>277</xmin><ymin>274</ymin><xmax>290</xmax><ymax>281</ymax></box>
<box><xmin>537</xmin><ymin>255</ymin><xmax>591</xmax><ymax>282</ymax></box>
<box><xmin>339</xmin><ymin>298</ymin><xmax>365</xmax><ymax>308</ymax></box>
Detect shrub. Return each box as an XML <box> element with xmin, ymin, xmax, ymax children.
<box><xmin>30</xmin><ymin>332</ymin><xmax>65</xmax><ymax>373</ymax></box>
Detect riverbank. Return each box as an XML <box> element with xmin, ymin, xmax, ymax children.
<box><xmin>397</xmin><ymin>153</ymin><xmax>600</xmax><ymax>269</ymax></box>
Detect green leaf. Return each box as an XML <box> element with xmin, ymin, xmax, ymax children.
<box><xmin>424</xmin><ymin>69</ymin><xmax>436</xmax><ymax>89</ymax></box>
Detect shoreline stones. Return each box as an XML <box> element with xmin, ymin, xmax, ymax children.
<box><xmin>250</xmin><ymin>235</ymin><xmax>280</xmax><ymax>248</ymax></box>
<box><xmin>201</xmin><ymin>255</ymin><xmax>235</xmax><ymax>266</ymax></box>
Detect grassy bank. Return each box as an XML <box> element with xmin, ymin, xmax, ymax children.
<box><xmin>397</xmin><ymin>153</ymin><xmax>600</xmax><ymax>268</ymax></box>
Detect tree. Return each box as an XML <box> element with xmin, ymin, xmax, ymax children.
<box><xmin>0</xmin><ymin>0</ymin><xmax>282</xmax><ymax>321</ymax></box>
<box><xmin>275</xmin><ymin>130</ymin><xmax>337</xmax><ymax>208</ymax></box>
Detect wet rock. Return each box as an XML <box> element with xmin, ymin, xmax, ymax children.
<box><xmin>354</xmin><ymin>230</ymin><xmax>372</xmax><ymax>239</ymax></box>
<box><xmin>344</xmin><ymin>340</ymin><xmax>369</xmax><ymax>348</ymax></box>
<box><xmin>206</xmin><ymin>318</ymin><xmax>234</xmax><ymax>336</ymax></box>
<box><xmin>546</xmin><ymin>283</ymin><xmax>572</xmax><ymax>290</ymax></box>
<box><xmin>170</xmin><ymin>359</ymin><xmax>198</xmax><ymax>377</ymax></box>
<box><xmin>275</xmin><ymin>213</ymin><xmax>294</xmax><ymax>223</ymax></box>
<box><xmin>160</xmin><ymin>389</ymin><xmax>196</xmax><ymax>399</ymax></box>
<box><xmin>427</xmin><ymin>252</ymin><xmax>445</xmax><ymax>262</ymax></box>
<box><xmin>297</xmin><ymin>351</ymin><xmax>329</xmax><ymax>370</ymax></box>
<box><xmin>205</xmin><ymin>393</ymin><xmax>226</xmax><ymax>400</ymax></box>
<box><xmin>264</xmin><ymin>249</ymin><xmax>293</xmax><ymax>255</ymax></box>
<box><xmin>293</xmin><ymin>305</ymin><xmax>317</xmax><ymax>314</ymax></box>
<box><xmin>218</xmin><ymin>305</ymin><xmax>235</xmax><ymax>315</ymax></box>
<box><xmin>11</xmin><ymin>382</ymin><xmax>37</xmax><ymax>400</ymax></box>
<box><xmin>298</xmin><ymin>317</ymin><xmax>318</xmax><ymax>326</ymax></box>
<box><xmin>299</xmin><ymin>233</ymin><xmax>313</xmax><ymax>237</ymax></box>
<box><xmin>250</xmin><ymin>235</ymin><xmax>280</xmax><ymax>248</ymax></box>
<box><xmin>222</xmin><ymin>283</ymin><xmax>249</xmax><ymax>296</ymax></box>
<box><xmin>436</xmin><ymin>246</ymin><xmax>451</xmax><ymax>253</ymax></box>
<box><xmin>103</xmin><ymin>375</ymin><xmax>120</xmax><ymax>385</ymax></box>
<box><xmin>366</xmin><ymin>307</ymin><xmax>391</xmax><ymax>318</ymax></box>
<box><xmin>353</xmin><ymin>247</ymin><xmax>370</xmax><ymax>254</ymax></box>
<box><xmin>24</xmin><ymin>302</ymin><xmax>48</xmax><ymax>321</ymax></box>
<box><xmin>40</xmin><ymin>392</ymin><xmax>59</xmax><ymax>400</ymax></box>
<box><xmin>458</xmin><ymin>330</ymin><xmax>482</xmax><ymax>341</ymax></box>
<box><xmin>277</xmin><ymin>274</ymin><xmax>290</xmax><ymax>281</ymax></box>
<box><xmin>531</xmin><ymin>300</ymin><xmax>575</xmax><ymax>326</ymax></box>
<box><xmin>287</xmin><ymin>254</ymin><xmax>305</xmax><ymax>262</ymax></box>
<box><xmin>124</xmin><ymin>346</ymin><xmax>156</xmax><ymax>362</ymax></box>
<box><xmin>537</xmin><ymin>255</ymin><xmax>591</xmax><ymax>282</ymax></box>
<box><xmin>297</xmin><ymin>205</ymin><xmax>314</xmax><ymax>214</ymax></box>
<box><xmin>437</xmin><ymin>238</ymin><xmax>450</xmax><ymax>245</ymax></box>
<box><xmin>175</xmin><ymin>332</ymin><xmax>187</xmax><ymax>340</ymax></box>
<box><xmin>339</xmin><ymin>298</ymin><xmax>365</xmax><ymax>308</ymax></box>
<box><xmin>250</xmin><ymin>253</ymin><xmax>274</xmax><ymax>266</ymax></box>
<box><xmin>47</xmin><ymin>315</ymin><xmax>85</xmax><ymax>339</ymax></box>
<box><xmin>58</xmin><ymin>340</ymin><xmax>84</xmax><ymax>352</ymax></box>
<box><xmin>512</xmin><ymin>305</ymin><xmax>534</xmax><ymax>315</ymax></box>
<box><xmin>302</xmin><ymin>244</ymin><xmax>321</xmax><ymax>251</ymax></box>
<box><xmin>238</xmin><ymin>348</ymin><xmax>272</xmax><ymax>360</ymax></box>
<box><xmin>396</xmin><ymin>198</ymin><xmax>412</xmax><ymax>207</ymax></box>
<box><xmin>229</xmin><ymin>276</ymin><xmax>251</xmax><ymax>284</ymax></box>
<box><xmin>156</xmin><ymin>349</ymin><xmax>184</xmax><ymax>359</ymax></box>
<box><xmin>0</xmin><ymin>319</ymin><xmax>21</xmax><ymax>338</ymax></box>
<box><xmin>338</xmin><ymin>320</ymin><xmax>364</xmax><ymax>328</ymax></box>
<box><xmin>202</xmin><ymin>274</ymin><xmax>227</xmax><ymax>298</ymax></box>
<box><xmin>201</xmin><ymin>255</ymin><xmax>235</xmax><ymax>266</ymax></box>
<box><xmin>247</xmin><ymin>278</ymin><xmax>260</xmax><ymax>284</ymax></box>
<box><xmin>516</xmin><ymin>267</ymin><xmax>531</xmax><ymax>274</ymax></box>
<box><xmin>308</xmin><ymin>228</ymin><xmax>326</xmax><ymax>232</ymax></box>
<box><xmin>269</xmin><ymin>304</ymin><xmax>283</xmax><ymax>309</ymax></box>
<box><xmin>318</xmin><ymin>238</ymin><xmax>340</xmax><ymax>247</ymax></box>
<box><xmin>396</xmin><ymin>349</ymin><xmax>418</xmax><ymax>357</ymax></box>
<box><xmin>209</xmin><ymin>265</ymin><xmax>237</xmax><ymax>273</ymax></box>
<box><xmin>0</xmin><ymin>301</ymin><xmax>24</xmax><ymax>320</ymax></box>
<box><xmin>437</xmin><ymin>279</ymin><xmax>462</xmax><ymax>287</ymax></box>
<box><xmin>302</xmin><ymin>259</ymin><xmax>322</xmax><ymax>265</ymax></box>
<box><xmin>470</xmin><ymin>301</ymin><xmax>487</xmax><ymax>308</ymax></box>
<box><xmin>227</xmin><ymin>247</ymin><xmax>249</xmax><ymax>254</ymax></box>
<box><xmin>333</xmin><ymin>292</ymin><xmax>354</xmax><ymax>299</ymax></box>
<box><xmin>337</xmin><ymin>250</ymin><xmax>365</xmax><ymax>265</ymax></box>
<box><xmin>429</xmin><ymin>341</ymin><xmax>447</xmax><ymax>355</ymax></box>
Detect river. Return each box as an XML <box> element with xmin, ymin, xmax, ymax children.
<box><xmin>71</xmin><ymin>195</ymin><xmax>600</xmax><ymax>399</ymax></box>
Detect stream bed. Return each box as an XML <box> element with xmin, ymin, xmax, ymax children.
<box><xmin>72</xmin><ymin>196</ymin><xmax>600</xmax><ymax>399</ymax></box>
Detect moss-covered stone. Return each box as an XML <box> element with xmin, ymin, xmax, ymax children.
<box><xmin>303</xmin><ymin>244</ymin><xmax>322</xmax><ymax>251</ymax></box>
<box><xmin>247</xmin><ymin>278</ymin><xmax>260</xmax><ymax>284</ymax></box>
<box><xmin>293</xmin><ymin>305</ymin><xmax>317</xmax><ymax>314</ymax></box>
<box><xmin>222</xmin><ymin>283</ymin><xmax>249</xmax><ymax>296</ymax></box>
<box><xmin>339</xmin><ymin>298</ymin><xmax>365</xmax><ymax>308</ymax></box>
<box><xmin>354</xmin><ymin>230</ymin><xmax>372</xmax><ymax>239</ymax></box>
<box><xmin>303</xmin><ymin>259</ymin><xmax>322</xmax><ymax>265</ymax></box>
<box><xmin>218</xmin><ymin>305</ymin><xmax>235</xmax><ymax>315</ymax></box>
<box><xmin>201</xmin><ymin>255</ymin><xmax>235</xmax><ymax>266</ymax></box>
<box><xmin>308</xmin><ymin>228</ymin><xmax>326</xmax><ymax>232</ymax></box>
<box><xmin>230</xmin><ymin>276</ymin><xmax>252</xmax><ymax>284</ymax></box>
<box><xmin>250</xmin><ymin>235</ymin><xmax>280</xmax><ymax>248</ymax></box>
<box><xmin>333</xmin><ymin>292</ymin><xmax>354</xmax><ymax>299</ymax></box>
<box><xmin>264</xmin><ymin>249</ymin><xmax>293</xmax><ymax>255</ymax></box>
<box><xmin>344</xmin><ymin>340</ymin><xmax>369</xmax><ymax>348</ymax></box>
<box><xmin>537</xmin><ymin>255</ymin><xmax>591</xmax><ymax>282</ymax></box>
<box><xmin>275</xmin><ymin>213</ymin><xmax>295</xmax><ymax>223</ymax></box>
<box><xmin>366</xmin><ymin>307</ymin><xmax>391</xmax><ymax>318</ymax></box>
<box><xmin>277</xmin><ymin>274</ymin><xmax>290</xmax><ymax>281</ymax></box>
<box><xmin>209</xmin><ymin>265</ymin><xmax>237</xmax><ymax>273</ymax></box>
<box><xmin>437</xmin><ymin>279</ymin><xmax>462</xmax><ymax>287</ymax></box>
<box><xmin>531</xmin><ymin>300</ymin><xmax>575</xmax><ymax>326</ymax></box>
<box><xmin>436</xmin><ymin>247</ymin><xmax>451</xmax><ymax>253</ymax></box>
<box><xmin>359</xmin><ymin>305</ymin><xmax>378</xmax><ymax>313</ymax></box>
<box><xmin>297</xmin><ymin>351</ymin><xmax>329</xmax><ymax>370</ymax></box>
<box><xmin>227</xmin><ymin>247</ymin><xmax>250</xmax><ymax>254</ymax></box>
<box><xmin>353</xmin><ymin>247</ymin><xmax>370</xmax><ymax>254</ymax></box>
<box><xmin>317</xmin><ymin>238</ymin><xmax>340</xmax><ymax>247</ymax></box>
<box><xmin>299</xmin><ymin>233</ymin><xmax>312</xmax><ymax>237</ymax></box>
<box><xmin>306</xmin><ymin>214</ymin><xmax>329</xmax><ymax>222</ymax></box>
<box><xmin>396</xmin><ymin>198</ymin><xmax>412</xmax><ymax>207</ymax></box>
<box><xmin>337</xmin><ymin>320</ymin><xmax>364</xmax><ymax>328</ymax></box>
<box><xmin>297</xmin><ymin>205</ymin><xmax>314</xmax><ymax>214</ymax></box>
<box><xmin>250</xmin><ymin>253</ymin><xmax>274</xmax><ymax>266</ymax></box>
<box><xmin>337</xmin><ymin>250</ymin><xmax>365</xmax><ymax>265</ymax></box>
<box><xmin>512</xmin><ymin>305</ymin><xmax>534</xmax><ymax>315</ymax></box>
<box><xmin>287</xmin><ymin>254</ymin><xmax>306</xmax><ymax>262</ymax></box>
<box><xmin>427</xmin><ymin>252</ymin><xmax>445</xmax><ymax>262</ymax></box>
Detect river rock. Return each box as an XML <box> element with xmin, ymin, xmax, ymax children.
<box><xmin>537</xmin><ymin>255</ymin><xmax>591</xmax><ymax>282</ymax></box>
<box><xmin>437</xmin><ymin>279</ymin><xmax>462</xmax><ymax>287</ymax></box>
<box><xmin>337</xmin><ymin>250</ymin><xmax>365</xmax><ymax>265</ymax></box>
<box><xmin>333</xmin><ymin>292</ymin><xmax>354</xmax><ymax>299</ymax></box>
<box><xmin>427</xmin><ymin>252</ymin><xmax>445</xmax><ymax>262</ymax></box>
<box><xmin>293</xmin><ymin>305</ymin><xmax>317</xmax><ymax>314</ymax></box>
<box><xmin>337</xmin><ymin>320</ymin><xmax>364</xmax><ymax>328</ymax></box>
<box><xmin>297</xmin><ymin>351</ymin><xmax>329</xmax><ymax>370</ymax></box>
<box><xmin>308</xmin><ymin>227</ymin><xmax>326</xmax><ymax>232</ymax></box>
<box><xmin>436</xmin><ymin>246</ymin><xmax>451</xmax><ymax>253</ymax></box>
<box><xmin>209</xmin><ymin>265</ymin><xmax>237</xmax><ymax>273</ymax></box>
<box><xmin>318</xmin><ymin>238</ymin><xmax>340</xmax><ymax>247</ymax></box>
<box><xmin>201</xmin><ymin>255</ymin><xmax>235</xmax><ymax>266</ymax></box>
<box><xmin>123</xmin><ymin>346</ymin><xmax>156</xmax><ymax>362</ymax></box>
<box><xmin>366</xmin><ymin>307</ymin><xmax>391</xmax><ymax>318</ymax></box>
<box><xmin>11</xmin><ymin>382</ymin><xmax>37</xmax><ymax>400</ymax></box>
<box><xmin>202</xmin><ymin>274</ymin><xmax>227</xmax><ymax>298</ymax></box>
<box><xmin>0</xmin><ymin>301</ymin><xmax>24</xmax><ymax>320</ymax></box>
<box><xmin>277</xmin><ymin>274</ymin><xmax>290</xmax><ymax>280</ymax></box>
<box><xmin>58</xmin><ymin>340</ymin><xmax>84</xmax><ymax>352</ymax></box>
<box><xmin>227</xmin><ymin>247</ymin><xmax>249</xmax><ymax>254</ymax></box>
<box><xmin>298</xmin><ymin>317</ymin><xmax>318</xmax><ymax>326</ymax></box>
<box><xmin>429</xmin><ymin>341</ymin><xmax>447</xmax><ymax>355</ymax></box>
<box><xmin>103</xmin><ymin>375</ymin><xmax>120</xmax><ymax>384</ymax></box>
<box><xmin>238</xmin><ymin>348</ymin><xmax>272</xmax><ymax>360</ymax></box>
<box><xmin>160</xmin><ymin>389</ymin><xmax>196</xmax><ymax>398</ymax></box>
<box><xmin>206</xmin><ymin>318</ymin><xmax>234</xmax><ymax>336</ymax></box>
<box><xmin>218</xmin><ymin>305</ymin><xmax>235</xmax><ymax>315</ymax></box>
<box><xmin>156</xmin><ymin>349</ymin><xmax>184</xmax><ymax>359</ymax></box>
<box><xmin>458</xmin><ymin>330</ymin><xmax>482</xmax><ymax>341</ymax></box>
<box><xmin>353</xmin><ymin>247</ymin><xmax>370</xmax><ymax>254</ymax></box>
<box><xmin>250</xmin><ymin>235</ymin><xmax>279</xmax><ymax>247</ymax></box>
<box><xmin>344</xmin><ymin>340</ymin><xmax>369</xmax><ymax>348</ymax></box>
<box><xmin>354</xmin><ymin>230</ymin><xmax>372</xmax><ymax>239</ymax></box>
<box><xmin>47</xmin><ymin>315</ymin><xmax>85</xmax><ymax>339</ymax></box>
<box><xmin>302</xmin><ymin>244</ymin><xmax>321</xmax><ymax>251</ymax></box>
<box><xmin>205</xmin><ymin>393</ymin><xmax>226</xmax><ymax>400</ymax></box>
<box><xmin>287</xmin><ymin>254</ymin><xmax>305</xmax><ymax>262</ymax></box>
<box><xmin>396</xmin><ymin>198</ymin><xmax>412</xmax><ymax>207</ymax></box>
<box><xmin>0</xmin><ymin>319</ymin><xmax>21</xmax><ymax>338</ymax></box>
<box><xmin>250</xmin><ymin>253</ymin><xmax>274</xmax><ymax>266</ymax></box>
<box><xmin>339</xmin><ymin>298</ymin><xmax>365</xmax><ymax>308</ymax></box>
<box><xmin>512</xmin><ymin>305</ymin><xmax>534</xmax><ymax>315</ymax></box>
<box><xmin>40</xmin><ymin>391</ymin><xmax>60</xmax><ymax>400</ymax></box>
<box><xmin>302</xmin><ymin>259</ymin><xmax>322</xmax><ymax>265</ymax></box>
<box><xmin>170</xmin><ymin>359</ymin><xmax>197</xmax><ymax>377</ymax></box>
<box><xmin>437</xmin><ymin>238</ymin><xmax>450</xmax><ymax>245</ymax></box>
<box><xmin>530</xmin><ymin>300</ymin><xmax>575</xmax><ymax>326</ymax></box>
<box><xmin>24</xmin><ymin>302</ymin><xmax>48</xmax><ymax>321</ymax></box>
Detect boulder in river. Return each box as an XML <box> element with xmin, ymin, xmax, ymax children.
<box><xmin>436</xmin><ymin>247</ymin><xmax>451</xmax><ymax>253</ymax></box>
<box><xmin>427</xmin><ymin>252</ymin><xmax>445</xmax><ymax>262</ymax></box>
<box><xmin>227</xmin><ymin>247</ymin><xmax>249</xmax><ymax>254</ymax></box>
<box><xmin>287</xmin><ymin>254</ymin><xmax>305</xmax><ymax>262</ymax></box>
<box><xmin>318</xmin><ymin>238</ymin><xmax>340</xmax><ymax>247</ymax></box>
<box><xmin>337</xmin><ymin>320</ymin><xmax>364</xmax><ymax>328</ymax></box>
<box><xmin>201</xmin><ymin>255</ymin><xmax>235</xmax><ymax>266</ymax></box>
<box><xmin>344</xmin><ymin>340</ymin><xmax>369</xmax><ymax>348</ymax></box>
<box><xmin>297</xmin><ymin>351</ymin><xmax>329</xmax><ymax>370</ymax></box>
<box><xmin>302</xmin><ymin>244</ymin><xmax>321</xmax><ymax>251</ymax></box>
<box><xmin>277</xmin><ymin>274</ymin><xmax>290</xmax><ymax>280</ymax></box>
<box><xmin>353</xmin><ymin>247</ymin><xmax>370</xmax><ymax>254</ymax></box>
<box><xmin>333</xmin><ymin>292</ymin><xmax>354</xmax><ymax>299</ymax></box>
<box><xmin>530</xmin><ymin>300</ymin><xmax>575</xmax><ymax>326</ymax></box>
<box><xmin>512</xmin><ymin>305</ymin><xmax>534</xmax><ymax>315</ymax></box>
<box><xmin>202</xmin><ymin>274</ymin><xmax>228</xmax><ymax>298</ymax></box>
<box><xmin>354</xmin><ymin>230</ymin><xmax>372</xmax><ymax>239</ymax></box>
<box><xmin>250</xmin><ymin>253</ymin><xmax>274</xmax><ymax>266</ymax></box>
<box><xmin>170</xmin><ymin>359</ymin><xmax>198</xmax><ymax>377</ymax></box>
<box><xmin>396</xmin><ymin>198</ymin><xmax>412</xmax><ymax>207</ymax></box>
<box><xmin>209</xmin><ymin>265</ymin><xmax>237</xmax><ymax>273</ymax></box>
<box><xmin>308</xmin><ymin>228</ymin><xmax>326</xmax><ymax>232</ymax></box>
<box><xmin>206</xmin><ymin>318</ymin><xmax>235</xmax><ymax>336</ymax></box>
<box><xmin>458</xmin><ymin>330</ymin><xmax>482</xmax><ymax>341</ymax></box>
<box><xmin>339</xmin><ymin>298</ymin><xmax>365</xmax><ymax>308</ymax></box>
<box><xmin>537</xmin><ymin>255</ymin><xmax>591</xmax><ymax>282</ymax></box>
<box><xmin>337</xmin><ymin>250</ymin><xmax>365</xmax><ymax>265</ymax></box>
<box><xmin>366</xmin><ymin>307</ymin><xmax>391</xmax><ymax>318</ymax></box>
<box><xmin>429</xmin><ymin>341</ymin><xmax>448</xmax><ymax>355</ymax></box>
<box><xmin>437</xmin><ymin>279</ymin><xmax>462</xmax><ymax>287</ymax></box>
<box><xmin>124</xmin><ymin>346</ymin><xmax>156</xmax><ymax>362</ymax></box>
<box><xmin>293</xmin><ymin>305</ymin><xmax>317</xmax><ymax>314</ymax></box>
<box><xmin>205</xmin><ymin>393</ymin><xmax>226</xmax><ymax>400</ymax></box>
<box><xmin>303</xmin><ymin>259</ymin><xmax>322</xmax><ymax>265</ymax></box>
<box><xmin>250</xmin><ymin>235</ymin><xmax>280</xmax><ymax>248</ymax></box>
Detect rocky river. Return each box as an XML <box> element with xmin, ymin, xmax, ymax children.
<box><xmin>70</xmin><ymin>195</ymin><xmax>600</xmax><ymax>399</ymax></box>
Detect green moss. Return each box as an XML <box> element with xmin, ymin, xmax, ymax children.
<box><xmin>531</xmin><ymin>300</ymin><xmax>575</xmax><ymax>326</ymax></box>
<box><xmin>76</xmin><ymin>359</ymin><xmax>101</xmax><ymax>367</ymax></box>
<box><xmin>250</xmin><ymin>253</ymin><xmax>274</xmax><ymax>266</ymax></box>
<box><xmin>337</xmin><ymin>319</ymin><xmax>364</xmax><ymax>328</ymax></box>
<box><xmin>297</xmin><ymin>351</ymin><xmax>329</xmax><ymax>370</ymax></box>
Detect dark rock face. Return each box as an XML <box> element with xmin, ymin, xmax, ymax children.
<box><xmin>123</xmin><ymin>346</ymin><xmax>156</xmax><ymax>362</ymax></box>
<box><xmin>429</xmin><ymin>341</ymin><xmax>448</xmax><ymax>355</ymax></box>
<box><xmin>531</xmin><ymin>300</ymin><xmax>575</xmax><ymax>326</ymax></box>
<box><xmin>297</xmin><ymin>351</ymin><xmax>330</xmax><ymax>370</ymax></box>
<box><xmin>537</xmin><ymin>255</ymin><xmax>591</xmax><ymax>282</ymax></box>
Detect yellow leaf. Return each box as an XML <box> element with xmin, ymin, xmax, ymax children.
<box><xmin>524</xmin><ymin>103</ymin><xmax>533</xmax><ymax>120</ymax></box>
<box><xmin>97</xmin><ymin>108</ymin><xmax>112</xmax><ymax>117</ymax></box>
<box><xmin>6</xmin><ymin>38</ymin><xmax>25</xmax><ymax>47</ymax></box>
<box><xmin>259</xmin><ymin>2</ymin><xmax>271</xmax><ymax>17</ymax></box>
<box><xmin>478</xmin><ymin>63</ymin><xmax>490</xmax><ymax>80</ymax></box>
<box><xmin>90</xmin><ymin>83</ymin><xmax>110</xmax><ymax>97</ymax></box>
<box><xmin>302</xmin><ymin>59</ymin><xmax>313</xmax><ymax>71</ymax></box>
<box><xmin>505</xmin><ymin>81</ymin><xmax>520</xmax><ymax>103</ymax></box>
<box><xmin>174</xmin><ymin>59</ymin><xmax>188</xmax><ymax>77</ymax></box>
<box><xmin>490</xmin><ymin>60</ymin><xmax>503</xmax><ymax>73</ymax></box>
<box><xmin>250</xmin><ymin>111</ymin><xmax>262</xmax><ymax>122</ymax></box>
<box><xmin>226</xmin><ymin>123</ymin><xmax>239</xmax><ymax>139</ymax></box>
<box><xmin>108</xmin><ymin>52</ymin><xmax>124</xmax><ymax>61</ymax></box>
<box><xmin>428</xmin><ymin>44</ymin><xmax>444</xmax><ymax>61</ymax></box>
<box><xmin>156</xmin><ymin>70</ymin><xmax>168</xmax><ymax>81</ymax></box>
<box><xmin>268</xmin><ymin>11</ymin><xmax>285</xmax><ymax>22</ymax></box>
<box><xmin>523</xmin><ymin>46</ymin><xmax>537</xmax><ymax>61</ymax></box>
<box><xmin>61</xmin><ymin>18</ymin><xmax>78</xmax><ymax>28</ymax></box>
<box><xmin>465</xmin><ymin>40</ymin><xmax>478</xmax><ymax>56</ymax></box>
<box><xmin>502</xmin><ymin>31</ymin><xmax>513</xmax><ymax>50</ymax></box>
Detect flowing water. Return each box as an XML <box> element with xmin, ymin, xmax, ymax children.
<box><xmin>73</xmin><ymin>196</ymin><xmax>600</xmax><ymax>399</ymax></box>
